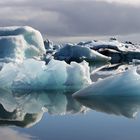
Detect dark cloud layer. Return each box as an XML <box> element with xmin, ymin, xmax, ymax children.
<box><xmin>0</xmin><ymin>0</ymin><xmax>140</xmax><ymax>40</ymax></box>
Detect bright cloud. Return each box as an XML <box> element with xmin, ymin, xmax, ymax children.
<box><xmin>96</xmin><ymin>0</ymin><xmax>140</xmax><ymax>6</ymax></box>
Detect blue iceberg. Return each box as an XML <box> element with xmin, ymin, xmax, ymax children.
<box><xmin>73</xmin><ymin>66</ymin><xmax>140</xmax><ymax>97</ymax></box>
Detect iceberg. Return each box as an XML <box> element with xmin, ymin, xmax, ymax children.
<box><xmin>0</xmin><ymin>26</ymin><xmax>46</xmax><ymax>62</ymax></box>
<box><xmin>50</xmin><ymin>38</ymin><xmax>140</xmax><ymax>64</ymax></box>
<box><xmin>0</xmin><ymin>59</ymin><xmax>91</xmax><ymax>90</ymax></box>
<box><xmin>77</xmin><ymin>39</ymin><xmax>139</xmax><ymax>52</ymax></box>
<box><xmin>77</xmin><ymin>39</ymin><xmax>123</xmax><ymax>51</ymax></box>
<box><xmin>90</xmin><ymin>64</ymin><xmax>131</xmax><ymax>82</ymax></box>
<box><xmin>54</xmin><ymin>43</ymin><xmax>111</xmax><ymax>63</ymax></box>
<box><xmin>0</xmin><ymin>26</ymin><xmax>93</xmax><ymax>90</ymax></box>
<box><xmin>73</xmin><ymin>66</ymin><xmax>140</xmax><ymax>97</ymax></box>
<box><xmin>77</xmin><ymin>39</ymin><xmax>140</xmax><ymax>63</ymax></box>
<box><xmin>1</xmin><ymin>25</ymin><xmax>140</xmax><ymax>91</ymax></box>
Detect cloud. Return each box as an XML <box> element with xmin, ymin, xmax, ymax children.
<box><xmin>0</xmin><ymin>128</ymin><xmax>33</xmax><ymax>140</ymax></box>
<box><xmin>1</xmin><ymin>0</ymin><xmax>140</xmax><ymax>6</ymax></box>
<box><xmin>0</xmin><ymin>0</ymin><xmax>140</xmax><ymax>42</ymax></box>
<box><xmin>96</xmin><ymin>0</ymin><xmax>140</xmax><ymax>6</ymax></box>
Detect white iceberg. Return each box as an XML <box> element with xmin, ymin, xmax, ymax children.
<box><xmin>73</xmin><ymin>67</ymin><xmax>140</xmax><ymax>97</ymax></box>
<box><xmin>0</xmin><ymin>26</ymin><xmax>92</xmax><ymax>90</ymax></box>
<box><xmin>0</xmin><ymin>59</ymin><xmax>91</xmax><ymax>90</ymax></box>
<box><xmin>0</xmin><ymin>26</ymin><xmax>46</xmax><ymax>62</ymax></box>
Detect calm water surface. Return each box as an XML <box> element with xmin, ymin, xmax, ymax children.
<box><xmin>0</xmin><ymin>63</ymin><xmax>140</xmax><ymax>140</ymax></box>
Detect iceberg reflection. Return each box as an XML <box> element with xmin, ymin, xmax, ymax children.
<box><xmin>76</xmin><ymin>95</ymin><xmax>140</xmax><ymax>118</ymax></box>
<box><xmin>0</xmin><ymin>89</ymin><xmax>85</xmax><ymax>128</ymax></box>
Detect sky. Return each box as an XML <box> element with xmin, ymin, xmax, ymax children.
<box><xmin>0</xmin><ymin>0</ymin><xmax>140</xmax><ymax>43</ymax></box>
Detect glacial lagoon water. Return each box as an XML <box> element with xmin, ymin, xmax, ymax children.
<box><xmin>0</xmin><ymin>64</ymin><xmax>140</xmax><ymax>140</ymax></box>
